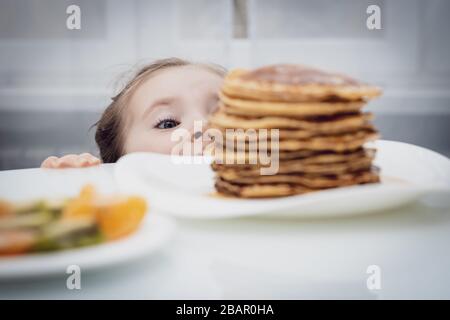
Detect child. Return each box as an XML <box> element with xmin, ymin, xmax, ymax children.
<box><xmin>41</xmin><ymin>58</ymin><xmax>226</xmax><ymax>168</ymax></box>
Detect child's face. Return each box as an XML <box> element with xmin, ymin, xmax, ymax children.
<box><xmin>123</xmin><ymin>65</ymin><xmax>223</xmax><ymax>155</ymax></box>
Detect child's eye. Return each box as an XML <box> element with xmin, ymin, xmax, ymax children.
<box><xmin>154</xmin><ymin>118</ymin><xmax>180</xmax><ymax>129</ymax></box>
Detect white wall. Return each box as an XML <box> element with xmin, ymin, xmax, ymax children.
<box><xmin>0</xmin><ymin>0</ymin><xmax>449</xmax><ymax>114</ymax></box>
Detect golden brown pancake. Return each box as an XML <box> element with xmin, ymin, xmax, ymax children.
<box><xmin>216</xmin><ymin>168</ymin><xmax>379</xmax><ymax>193</ymax></box>
<box><xmin>215</xmin><ymin>178</ymin><xmax>312</xmax><ymax>198</ymax></box>
<box><xmin>209</xmin><ymin>108</ymin><xmax>374</xmax><ymax>131</ymax></box>
<box><xmin>212</xmin><ymin>154</ymin><xmax>374</xmax><ymax>176</ymax></box>
<box><xmin>210</xmin><ymin>64</ymin><xmax>382</xmax><ymax>198</ymax></box>
<box><xmin>215</xmin><ymin>168</ymin><xmax>379</xmax><ymax>198</ymax></box>
<box><xmin>222</xmin><ymin>66</ymin><xmax>381</xmax><ymax>102</ymax></box>
<box><xmin>214</xmin><ymin>130</ymin><xmax>378</xmax><ymax>152</ymax></box>
<box><xmin>211</xmin><ymin>147</ymin><xmax>375</xmax><ymax>165</ymax></box>
<box><xmin>220</xmin><ymin>93</ymin><xmax>366</xmax><ymax>117</ymax></box>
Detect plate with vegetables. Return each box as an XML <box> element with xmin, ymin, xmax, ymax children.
<box><xmin>0</xmin><ymin>184</ymin><xmax>175</xmax><ymax>279</ymax></box>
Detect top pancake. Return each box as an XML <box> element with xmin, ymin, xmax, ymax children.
<box><xmin>222</xmin><ymin>65</ymin><xmax>382</xmax><ymax>102</ymax></box>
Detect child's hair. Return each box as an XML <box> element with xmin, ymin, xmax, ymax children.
<box><xmin>94</xmin><ymin>57</ymin><xmax>226</xmax><ymax>163</ymax></box>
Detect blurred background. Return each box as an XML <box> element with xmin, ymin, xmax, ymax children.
<box><xmin>0</xmin><ymin>0</ymin><xmax>449</xmax><ymax>170</ymax></box>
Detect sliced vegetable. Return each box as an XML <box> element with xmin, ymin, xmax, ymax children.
<box><xmin>0</xmin><ymin>211</ymin><xmax>54</xmax><ymax>230</ymax></box>
<box><xmin>0</xmin><ymin>185</ymin><xmax>148</xmax><ymax>256</ymax></box>
<box><xmin>34</xmin><ymin>218</ymin><xmax>102</xmax><ymax>252</ymax></box>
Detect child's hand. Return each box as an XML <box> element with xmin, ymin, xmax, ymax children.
<box><xmin>41</xmin><ymin>153</ymin><xmax>101</xmax><ymax>169</ymax></box>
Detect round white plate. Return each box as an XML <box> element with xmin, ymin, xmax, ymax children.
<box><xmin>0</xmin><ymin>164</ymin><xmax>176</xmax><ymax>279</ymax></box>
<box><xmin>0</xmin><ymin>214</ymin><xmax>175</xmax><ymax>279</ymax></box>
<box><xmin>114</xmin><ymin>140</ymin><xmax>450</xmax><ymax>219</ymax></box>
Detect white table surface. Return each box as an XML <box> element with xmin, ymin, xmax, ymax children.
<box><xmin>0</xmin><ymin>164</ymin><xmax>449</xmax><ymax>299</ymax></box>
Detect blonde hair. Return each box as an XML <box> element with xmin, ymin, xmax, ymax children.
<box><xmin>94</xmin><ymin>57</ymin><xmax>226</xmax><ymax>163</ymax></box>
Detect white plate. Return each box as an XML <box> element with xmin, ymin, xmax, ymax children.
<box><xmin>0</xmin><ymin>214</ymin><xmax>175</xmax><ymax>280</ymax></box>
<box><xmin>0</xmin><ymin>165</ymin><xmax>176</xmax><ymax>279</ymax></box>
<box><xmin>114</xmin><ymin>140</ymin><xmax>450</xmax><ymax>219</ymax></box>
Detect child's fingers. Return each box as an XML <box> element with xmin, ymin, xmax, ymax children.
<box><xmin>56</xmin><ymin>154</ymin><xmax>79</xmax><ymax>168</ymax></box>
<box><xmin>78</xmin><ymin>153</ymin><xmax>101</xmax><ymax>167</ymax></box>
<box><xmin>79</xmin><ymin>153</ymin><xmax>100</xmax><ymax>162</ymax></box>
<box><xmin>41</xmin><ymin>153</ymin><xmax>101</xmax><ymax>169</ymax></box>
<box><xmin>40</xmin><ymin>156</ymin><xmax>59</xmax><ymax>168</ymax></box>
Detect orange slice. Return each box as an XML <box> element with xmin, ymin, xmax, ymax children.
<box><xmin>96</xmin><ymin>196</ymin><xmax>147</xmax><ymax>240</ymax></box>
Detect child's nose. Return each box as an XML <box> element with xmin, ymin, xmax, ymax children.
<box><xmin>193</xmin><ymin>131</ymin><xmax>203</xmax><ymax>140</ymax></box>
<box><xmin>186</xmin><ymin>116</ymin><xmax>208</xmax><ymax>137</ymax></box>
<box><xmin>191</xmin><ymin>128</ymin><xmax>213</xmax><ymax>145</ymax></box>
<box><xmin>188</xmin><ymin>119</ymin><xmax>214</xmax><ymax>155</ymax></box>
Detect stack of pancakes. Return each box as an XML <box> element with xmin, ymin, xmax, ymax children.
<box><xmin>209</xmin><ymin>64</ymin><xmax>382</xmax><ymax>198</ymax></box>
